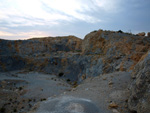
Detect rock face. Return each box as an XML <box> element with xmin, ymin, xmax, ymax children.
<box><xmin>0</xmin><ymin>36</ymin><xmax>83</xmax><ymax>81</ymax></box>
<box><xmin>0</xmin><ymin>30</ymin><xmax>150</xmax><ymax>82</ymax></box>
<box><xmin>128</xmin><ymin>51</ymin><xmax>150</xmax><ymax>113</ymax></box>
<box><xmin>137</xmin><ymin>32</ymin><xmax>145</xmax><ymax>36</ymax></box>
<box><xmin>0</xmin><ymin>35</ymin><xmax>82</xmax><ymax>56</ymax></box>
<box><xmin>82</xmin><ymin>30</ymin><xmax>150</xmax><ymax>73</ymax></box>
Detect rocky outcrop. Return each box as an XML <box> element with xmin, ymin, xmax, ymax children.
<box><xmin>137</xmin><ymin>32</ymin><xmax>145</xmax><ymax>36</ymax></box>
<box><xmin>128</xmin><ymin>51</ymin><xmax>150</xmax><ymax>113</ymax></box>
<box><xmin>82</xmin><ymin>29</ymin><xmax>150</xmax><ymax>72</ymax></box>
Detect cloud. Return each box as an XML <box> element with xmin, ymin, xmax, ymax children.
<box><xmin>0</xmin><ymin>0</ymin><xmax>72</xmax><ymax>27</ymax></box>
<box><xmin>0</xmin><ymin>30</ymin><xmax>51</xmax><ymax>40</ymax></box>
<box><xmin>93</xmin><ymin>0</ymin><xmax>122</xmax><ymax>12</ymax></box>
<box><xmin>0</xmin><ymin>0</ymin><xmax>103</xmax><ymax>28</ymax></box>
<box><xmin>41</xmin><ymin>0</ymin><xmax>100</xmax><ymax>22</ymax></box>
<box><xmin>2</xmin><ymin>0</ymin><xmax>148</xmax><ymax>40</ymax></box>
<box><xmin>0</xmin><ymin>0</ymin><xmax>124</xmax><ymax>29</ymax></box>
<box><xmin>0</xmin><ymin>31</ymin><xmax>14</xmax><ymax>36</ymax></box>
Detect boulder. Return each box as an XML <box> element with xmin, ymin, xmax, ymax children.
<box><xmin>128</xmin><ymin>51</ymin><xmax>150</xmax><ymax>113</ymax></box>
<box><xmin>137</xmin><ymin>32</ymin><xmax>145</xmax><ymax>36</ymax></box>
<box><xmin>147</xmin><ymin>32</ymin><xmax>150</xmax><ymax>37</ymax></box>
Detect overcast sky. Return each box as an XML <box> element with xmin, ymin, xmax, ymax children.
<box><xmin>0</xmin><ymin>0</ymin><xmax>150</xmax><ymax>40</ymax></box>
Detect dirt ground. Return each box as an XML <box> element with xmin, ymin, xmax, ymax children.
<box><xmin>0</xmin><ymin>71</ymin><xmax>132</xmax><ymax>113</ymax></box>
<box><xmin>30</xmin><ymin>71</ymin><xmax>132</xmax><ymax>113</ymax></box>
<box><xmin>0</xmin><ymin>70</ymin><xmax>71</xmax><ymax>113</ymax></box>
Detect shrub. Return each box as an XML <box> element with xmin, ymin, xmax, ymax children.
<box><xmin>19</xmin><ymin>87</ymin><xmax>23</xmax><ymax>91</ymax></box>
<box><xmin>91</xmin><ymin>30</ymin><xmax>97</xmax><ymax>33</ymax></box>
<box><xmin>13</xmin><ymin>108</ymin><xmax>17</xmax><ymax>112</ymax></box>
<box><xmin>58</xmin><ymin>72</ymin><xmax>64</xmax><ymax>77</ymax></box>
<box><xmin>118</xmin><ymin>30</ymin><xmax>123</xmax><ymax>33</ymax></box>
<box><xmin>40</xmin><ymin>98</ymin><xmax>46</xmax><ymax>101</ymax></box>
<box><xmin>66</xmin><ymin>79</ymin><xmax>71</xmax><ymax>82</ymax></box>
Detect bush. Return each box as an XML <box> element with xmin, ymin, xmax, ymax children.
<box><xmin>40</xmin><ymin>98</ymin><xmax>46</xmax><ymax>101</ymax></box>
<box><xmin>58</xmin><ymin>72</ymin><xmax>64</xmax><ymax>77</ymax></box>
<box><xmin>66</xmin><ymin>79</ymin><xmax>71</xmax><ymax>82</ymax></box>
<box><xmin>118</xmin><ymin>30</ymin><xmax>123</xmax><ymax>33</ymax></box>
<box><xmin>91</xmin><ymin>30</ymin><xmax>97</xmax><ymax>33</ymax></box>
<box><xmin>13</xmin><ymin>108</ymin><xmax>17</xmax><ymax>112</ymax></box>
<box><xmin>19</xmin><ymin>87</ymin><xmax>23</xmax><ymax>91</ymax></box>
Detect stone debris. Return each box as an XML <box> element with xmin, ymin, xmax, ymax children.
<box><xmin>108</xmin><ymin>102</ymin><xmax>118</xmax><ymax>108</ymax></box>
<box><xmin>103</xmin><ymin>77</ymin><xmax>107</xmax><ymax>80</ymax></box>
<box><xmin>112</xmin><ymin>109</ymin><xmax>120</xmax><ymax>113</ymax></box>
<box><xmin>71</xmin><ymin>88</ymin><xmax>76</xmax><ymax>91</ymax></box>
<box><xmin>109</xmin><ymin>81</ymin><xmax>113</xmax><ymax>85</ymax></box>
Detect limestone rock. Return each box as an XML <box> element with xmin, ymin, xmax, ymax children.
<box><xmin>108</xmin><ymin>102</ymin><xmax>118</xmax><ymax>108</ymax></box>
<box><xmin>108</xmin><ymin>81</ymin><xmax>113</xmax><ymax>85</ymax></box>
<box><xmin>128</xmin><ymin>51</ymin><xmax>150</xmax><ymax>113</ymax></box>
<box><xmin>137</xmin><ymin>32</ymin><xmax>145</xmax><ymax>36</ymax></box>
<box><xmin>82</xmin><ymin>29</ymin><xmax>150</xmax><ymax>75</ymax></box>
<box><xmin>112</xmin><ymin>109</ymin><xmax>120</xmax><ymax>113</ymax></box>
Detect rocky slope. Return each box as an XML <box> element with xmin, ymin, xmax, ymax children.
<box><xmin>0</xmin><ymin>29</ymin><xmax>150</xmax><ymax>113</ymax></box>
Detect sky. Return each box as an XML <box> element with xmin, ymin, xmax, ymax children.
<box><xmin>0</xmin><ymin>0</ymin><xmax>150</xmax><ymax>40</ymax></box>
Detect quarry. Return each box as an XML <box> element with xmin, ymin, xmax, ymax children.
<box><xmin>0</xmin><ymin>29</ymin><xmax>150</xmax><ymax>113</ymax></box>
